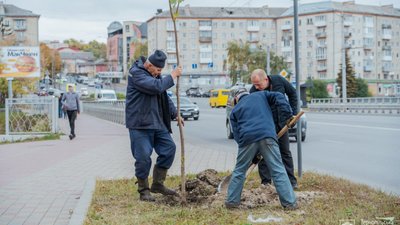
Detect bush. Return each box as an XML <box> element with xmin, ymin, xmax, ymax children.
<box><xmin>116</xmin><ymin>93</ymin><xmax>126</xmax><ymax>100</ymax></box>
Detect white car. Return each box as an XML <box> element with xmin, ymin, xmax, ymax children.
<box><xmin>95</xmin><ymin>89</ymin><xmax>117</xmax><ymax>101</ymax></box>
<box><xmin>80</xmin><ymin>88</ymin><xmax>89</xmax><ymax>96</ymax></box>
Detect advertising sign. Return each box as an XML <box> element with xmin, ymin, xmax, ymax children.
<box><xmin>0</xmin><ymin>46</ymin><xmax>40</xmax><ymax>78</ymax></box>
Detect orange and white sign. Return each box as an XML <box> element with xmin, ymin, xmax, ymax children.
<box><xmin>0</xmin><ymin>46</ymin><xmax>40</xmax><ymax>78</ymax></box>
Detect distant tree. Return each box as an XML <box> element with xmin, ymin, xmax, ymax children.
<box><xmin>355</xmin><ymin>78</ymin><xmax>371</xmax><ymax>97</ymax></box>
<box><xmin>83</xmin><ymin>40</ymin><xmax>107</xmax><ymax>59</ymax></box>
<box><xmin>336</xmin><ymin>51</ymin><xmax>357</xmax><ymax>98</ymax></box>
<box><xmin>270</xmin><ymin>51</ymin><xmax>289</xmax><ymax>75</ymax></box>
<box><xmin>63</xmin><ymin>39</ymin><xmax>106</xmax><ymax>59</ymax></box>
<box><xmin>128</xmin><ymin>41</ymin><xmax>148</xmax><ymax>67</ymax></box>
<box><xmin>226</xmin><ymin>40</ymin><xmax>250</xmax><ymax>84</ymax></box>
<box><xmin>306</xmin><ymin>79</ymin><xmax>329</xmax><ymax>99</ymax></box>
<box><xmin>40</xmin><ymin>43</ymin><xmax>62</xmax><ymax>78</ymax></box>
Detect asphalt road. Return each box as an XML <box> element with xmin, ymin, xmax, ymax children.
<box><xmin>171</xmin><ymin>97</ymin><xmax>400</xmax><ymax>195</ymax></box>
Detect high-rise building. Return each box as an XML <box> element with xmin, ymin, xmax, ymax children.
<box><xmin>0</xmin><ymin>2</ymin><xmax>40</xmax><ymax>46</ymax></box>
<box><xmin>147</xmin><ymin>1</ymin><xmax>400</xmax><ymax>96</ymax></box>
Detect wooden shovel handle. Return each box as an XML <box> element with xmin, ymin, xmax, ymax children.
<box><xmin>245</xmin><ymin>111</ymin><xmax>305</xmax><ymax>178</ymax></box>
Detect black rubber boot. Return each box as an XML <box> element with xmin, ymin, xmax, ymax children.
<box><xmin>150</xmin><ymin>166</ymin><xmax>178</xmax><ymax>196</ymax></box>
<box><xmin>137</xmin><ymin>178</ymin><xmax>155</xmax><ymax>202</ymax></box>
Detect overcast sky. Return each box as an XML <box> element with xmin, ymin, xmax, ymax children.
<box><xmin>7</xmin><ymin>0</ymin><xmax>400</xmax><ymax>43</ymax></box>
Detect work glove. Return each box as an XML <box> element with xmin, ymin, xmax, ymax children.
<box><xmin>286</xmin><ymin>116</ymin><xmax>296</xmax><ymax>128</ymax></box>
<box><xmin>252</xmin><ymin>153</ymin><xmax>262</xmax><ymax>165</ymax></box>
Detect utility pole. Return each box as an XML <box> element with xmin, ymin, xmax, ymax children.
<box><xmin>294</xmin><ymin>0</ymin><xmax>302</xmax><ymax>178</ymax></box>
<box><xmin>266</xmin><ymin>45</ymin><xmax>271</xmax><ymax>75</ymax></box>
<box><xmin>341</xmin><ymin>14</ymin><xmax>347</xmax><ymax>101</ymax></box>
<box><xmin>52</xmin><ymin>49</ymin><xmax>56</xmax><ymax>88</ymax></box>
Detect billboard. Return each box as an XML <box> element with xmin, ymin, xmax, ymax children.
<box><xmin>0</xmin><ymin>46</ymin><xmax>40</xmax><ymax>78</ymax></box>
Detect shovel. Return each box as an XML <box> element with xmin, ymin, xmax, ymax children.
<box><xmin>217</xmin><ymin>111</ymin><xmax>305</xmax><ymax>194</ymax></box>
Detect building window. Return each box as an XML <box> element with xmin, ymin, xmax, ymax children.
<box><xmin>212</xmin><ymin>22</ymin><xmax>218</xmax><ymax>28</ymax></box>
<box><xmin>231</xmin><ymin>33</ymin><xmax>235</xmax><ymax>38</ymax></box>
<box><xmin>247</xmin><ymin>20</ymin><xmax>259</xmax><ymax>27</ymax></box>
<box><xmin>222</xmin><ymin>22</ymin><xmax>226</xmax><ymax>27</ymax></box>
<box><xmin>307</xmin><ymin>18</ymin><xmax>313</xmax><ymax>25</ymax></box>
<box><xmin>307</xmin><ymin>41</ymin><xmax>313</xmax><ymax>47</ymax></box>
<box><xmin>239</xmin><ymin>22</ymin><xmax>244</xmax><ymax>28</ymax></box>
<box><xmin>14</xmin><ymin>19</ymin><xmax>26</xmax><ymax>30</ymax></box>
<box><xmin>315</xmin><ymin>15</ymin><xmax>326</xmax><ymax>22</ymax></box>
<box><xmin>191</xmin><ymin>32</ymin><xmax>196</xmax><ymax>39</ymax></box>
<box><xmin>262</xmin><ymin>22</ymin><xmax>267</xmax><ymax>27</ymax></box>
<box><xmin>16</xmin><ymin>32</ymin><xmax>25</xmax><ymax>42</ymax></box>
<box><xmin>231</xmin><ymin>22</ymin><xmax>235</xmax><ymax>28</ymax></box>
<box><xmin>125</xmin><ymin>25</ymin><xmax>130</xmax><ymax>32</ymax></box>
<box><xmin>199</xmin><ymin>20</ymin><xmax>212</xmax><ymax>27</ymax></box>
<box><xmin>213</xmin><ymin>33</ymin><xmax>217</xmax><ymax>39</ymax></box>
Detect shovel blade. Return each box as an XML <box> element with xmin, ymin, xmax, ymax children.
<box><xmin>217</xmin><ymin>174</ymin><xmax>232</xmax><ymax>194</ymax></box>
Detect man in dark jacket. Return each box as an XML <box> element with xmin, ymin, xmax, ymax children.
<box><xmin>250</xmin><ymin>69</ymin><xmax>299</xmax><ymax>189</ymax></box>
<box><xmin>226</xmin><ymin>88</ymin><xmax>297</xmax><ymax>209</ymax></box>
<box><xmin>126</xmin><ymin>50</ymin><xmax>182</xmax><ymax>202</ymax></box>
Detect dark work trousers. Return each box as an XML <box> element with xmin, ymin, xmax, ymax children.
<box><xmin>129</xmin><ymin>129</ymin><xmax>176</xmax><ymax>179</ymax></box>
<box><xmin>258</xmin><ymin>131</ymin><xmax>297</xmax><ymax>186</ymax></box>
<box><xmin>66</xmin><ymin>110</ymin><xmax>77</xmax><ymax>136</ymax></box>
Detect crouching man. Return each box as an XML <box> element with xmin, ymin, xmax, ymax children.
<box><xmin>225</xmin><ymin>88</ymin><xmax>297</xmax><ymax>209</ymax></box>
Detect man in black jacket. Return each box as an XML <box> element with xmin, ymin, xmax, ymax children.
<box><xmin>126</xmin><ymin>50</ymin><xmax>182</xmax><ymax>202</ymax></box>
<box><xmin>250</xmin><ymin>69</ymin><xmax>299</xmax><ymax>189</ymax></box>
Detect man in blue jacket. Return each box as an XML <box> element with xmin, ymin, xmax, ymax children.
<box><xmin>226</xmin><ymin>88</ymin><xmax>297</xmax><ymax>209</ymax></box>
<box><xmin>126</xmin><ymin>50</ymin><xmax>182</xmax><ymax>202</ymax></box>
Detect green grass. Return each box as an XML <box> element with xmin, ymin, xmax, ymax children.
<box><xmin>0</xmin><ymin>133</ymin><xmax>61</xmax><ymax>145</ymax></box>
<box><xmin>84</xmin><ymin>172</ymin><xmax>400</xmax><ymax>225</ymax></box>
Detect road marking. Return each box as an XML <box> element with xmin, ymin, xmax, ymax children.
<box><xmin>309</xmin><ymin>121</ymin><xmax>400</xmax><ymax>132</ymax></box>
<box><xmin>321</xmin><ymin>139</ymin><xmax>345</xmax><ymax>144</ymax></box>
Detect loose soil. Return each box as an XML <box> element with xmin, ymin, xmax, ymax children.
<box><xmin>159</xmin><ymin>169</ymin><xmax>326</xmax><ymax>209</ymax></box>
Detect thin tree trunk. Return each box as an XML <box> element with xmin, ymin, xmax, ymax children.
<box><xmin>168</xmin><ymin>1</ymin><xmax>186</xmax><ymax>205</ymax></box>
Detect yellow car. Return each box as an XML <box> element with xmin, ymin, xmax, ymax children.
<box><xmin>209</xmin><ymin>89</ymin><xmax>230</xmax><ymax>108</ymax></box>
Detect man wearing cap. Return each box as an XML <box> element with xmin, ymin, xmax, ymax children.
<box><xmin>61</xmin><ymin>85</ymin><xmax>80</xmax><ymax>140</ymax></box>
<box><xmin>225</xmin><ymin>88</ymin><xmax>297</xmax><ymax>209</ymax></box>
<box><xmin>126</xmin><ymin>50</ymin><xmax>182</xmax><ymax>202</ymax></box>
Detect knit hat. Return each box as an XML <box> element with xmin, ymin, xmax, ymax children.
<box><xmin>234</xmin><ymin>88</ymin><xmax>249</xmax><ymax>103</ymax></box>
<box><xmin>148</xmin><ymin>50</ymin><xmax>167</xmax><ymax>68</ymax></box>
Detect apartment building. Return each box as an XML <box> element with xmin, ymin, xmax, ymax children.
<box><xmin>147</xmin><ymin>1</ymin><xmax>400</xmax><ymax>96</ymax></box>
<box><xmin>122</xmin><ymin>21</ymin><xmax>147</xmax><ymax>78</ymax></box>
<box><xmin>107</xmin><ymin>21</ymin><xmax>123</xmax><ymax>72</ymax></box>
<box><xmin>0</xmin><ymin>2</ymin><xmax>40</xmax><ymax>46</ymax></box>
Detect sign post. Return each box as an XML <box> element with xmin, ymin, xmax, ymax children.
<box><xmin>7</xmin><ymin>77</ymin><xmax>13</xmax><ymax>99</ymax></box>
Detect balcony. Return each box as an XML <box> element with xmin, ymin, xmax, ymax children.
<box><xmin>363</xmin><ymin>65</ymin><xmax>372</xmax><ymax>72</ymax></box>
<box><xmin>382</xmin><ymin>32</ymin><xmax>392</xmax><ymax>40</ymax></box>
<box><xmin>383</xmin><ymin>55</ymin><xmax>392</xmax><ymax>61</ymax></box>
<box><xmin>247</xmin><ymin>26</ymin><xmax>260</xmax><ymax>32</ymax></box>
<box><xmin>317</xmin><ymin>65</ymin><xmax>327</xmax><ymax>71</ymax></box>
<box><xmin>316</xmin><ymin>54</ymin><xmax>327</xmax><ymax>60</ymax></box>
<box><xmin>382</xmin><ymin>24</ymin><xmax>392</xmax><ymax>29</ymax></box>
<box><xmin>315</xmin><ymin>32</ymin><xmax>327</xmax><ymax>38</ymax></box>
<box><xmin>363</xmin><ymin>43</ymin><xmax>373</xmax><ymax>50</ymax></box>
<box><xmin>199</xmin><ymin>57</ymin><xmax>212</xmax><ymax>64</ymax></box>
<box><xmin>317</xmin><ymin>42</ymin><xmax>327</xmax><ymax>48</ymax></box>
<box><xmin>199</xmin><ymin>25</ymin><xmax>212</xmax><ymax>31</ymax></box>
<box><xmin>343</xmin><ymin>20</ymin><xmax>353</xmax><ymax>26</ymax></box>
<box><xmin>281</xmin><ymin>24</ymin><xmax>291</xmax><ymax>30</ymax></box>
<box><xmin>166</xmin><ymin>47</ymin><xmax>176</xmax><ymax>53</ymax></box>
<box><xmin>285</xmin><ymin>56</ymin><xmax>292</xmax><ymax>62</ymax></box>
<box><xmin>382</xmin><ymin>45</ymin><xmax>391</xmax><ymax>51</ymax></box>
<box><xmin>282</xmin><ymin>45</ymin><xmax>292</xmax><ymax>52</ymax></box>
<box><xmin>364</xmin><ymin>33</ymin><xmax>374</xmax><ymax>38</ymax></box>
<box><xmin>167</xmin><ymin>58</ymin><xmax>177</xmax><ymax>64</ymax></box>
<box><xmin>382</xmin><ymin>65</ymin><xmax>392</xmax><ymax>72</ymax></box>
<box><xmin>344</xmin><ymin>31</ymin><xmax>352</xmax><ymax>38</ymax></box>
<box><xmin>199</xmin><ymin>36</ymin><xmax>212</xmax><ymax>43</ymax></box>
<box><xmin>199</xmin><ymin>46</ymin><xmax>212</xmax><ymax>52</ymax></box>
<box><xmin>314</xmin><ymin>20</ymin><xmax>327</xmax><ymax>27</ymax></box>
<box><xmin>247</xmin><ymin>37</ymin><xmax>259</xmax><ymax>43</ymax></box>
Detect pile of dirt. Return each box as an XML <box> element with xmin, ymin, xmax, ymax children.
<box><xmin>159</xmin><ymin>169</ymin><xmax>326</xmax><ymax>209</ymax></box>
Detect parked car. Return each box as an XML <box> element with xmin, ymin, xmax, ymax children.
<box><xmin>171</xmin><ymin>97</ymin><xmax>200</xmax><ymax>120</ymax></box>
<box><xmin>209</xmin><ymin>89</ymin><xmax>230</xmax><ymax>108</ymax></box>
<box><xmin>80</xmin><ymin>88</ymin><xmax>89</xmax><ymax>96</ymax></box>
<box><xmin>186</xmin><ymin>87</ymin><xmax>203</xmax><ymax>97</ymax></box>
<box><xmin>88</xmin><ymin>81</ymin><xmax>95</xmax><ymax>87</ymax></box>
<box><xmin>47</xmin><ymin>88</ymin><xmax>63</xmax><ymax>97</ymax></box>
<box><xmin>201</xmin><ymin>90</ymin><xmax>211</xmax><ymax>98</ymax></box>
<box><xmin>95</xmin><ymin>89</ymin><xmax>117</xmax><ymax>101</ymax></box>
<box><xmin>225</xmin><ymin>85</ymin><xmax>307</xmax><ymax>141</ymax></box>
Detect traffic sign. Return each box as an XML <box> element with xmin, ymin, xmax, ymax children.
<box><xmin>279</xmin><ymin>69</ymin><xmax>288</xmax><ymax>77</ymax></box>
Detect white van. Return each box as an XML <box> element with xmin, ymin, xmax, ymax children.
<box><xmin>95</xmin><ymin>89</ymin><xmax>117</xmax><ymax>102</ymax></box>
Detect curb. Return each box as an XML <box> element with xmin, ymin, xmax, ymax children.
<box><xmin>68</xmin><ymin>179</ymin><xmax>96</xmax><ymax>225</ymax></box>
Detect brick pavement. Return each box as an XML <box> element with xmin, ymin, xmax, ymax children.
<box><xmin>0</xmin><ymin>114</ymin><xmax>236</xmax><ymax>225</ymax></box>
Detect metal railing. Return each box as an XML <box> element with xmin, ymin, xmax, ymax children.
<box><xmin>5</xmin><ymin>97</ymin><xmax>59</xmax><ymax>135</ymax></box>
<box><xmin>309</xmin><ymin>97</ymin><xmax>400</xmax><ymax>114</ymax></box>
<box><xmin>82</xmin><ymin>101</ymin><xmax>126</xmax><ymax>125</ymax></box>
